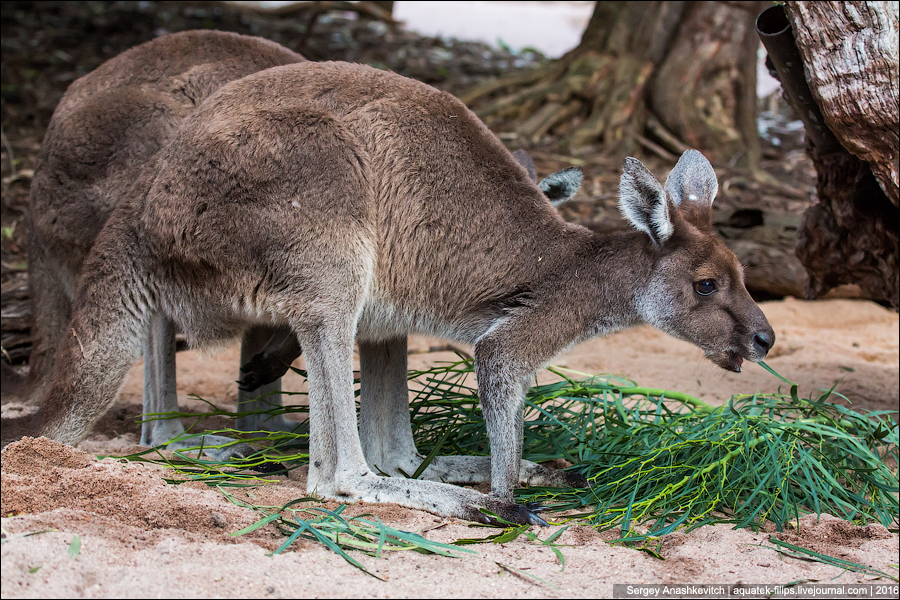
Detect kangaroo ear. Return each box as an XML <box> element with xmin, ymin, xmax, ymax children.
<box><xmin>619</xmin><ymin>157</ymin><xmax>672</xmax><ymax>245</ymax></box>
<box><xmin>539</xmin><ymin>166</ymin><xmax>582</xmax><ymax>207</ymax></box>
<box><xmin>664</xmin><ymin>149</ymin><xmax>718</xmax><ymax>227</ymax></box>
<box><xmin>511</xmin><ymin>149</ymin><xmax>538</xmax><ymax>183</ymax></box>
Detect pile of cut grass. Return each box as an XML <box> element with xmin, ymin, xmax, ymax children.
<box><xmin>405</xmin><ymin>358</ymin><xmax>897</xmax><ymax>539</ymax></box>
<box><xmin>122</xmin><ymin>357</ymin><xmax>897</xmax><ymax>573</ymax></box>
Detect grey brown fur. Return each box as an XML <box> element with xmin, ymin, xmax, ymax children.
<box><xmin>6</xmin><ymin>30</ymin><xmax>308</xmax><ymax>457</ymax></box>
<box><xmin>1</xmin><ymin>33</ymin><xmax>774</xmax><ymax>524</ymax></box>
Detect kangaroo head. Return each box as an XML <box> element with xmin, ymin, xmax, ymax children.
<box><xmin>619</xmin><ymin>150</ymin><xmax>775</xmax><ymax>372</ymax></box>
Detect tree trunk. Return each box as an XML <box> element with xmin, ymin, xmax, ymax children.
<box><xmin>651</xmin><ymin>1</ymin><xmax>764</xmax><ymax>169</ymax></box>
<box><xmin>369</xmin><ymin>1</ymin><xmax>394</xmax><ymax>17</ymax></box>
<box><xmin>787</xmin><ymin>1</ymin><xmax>899</xmax><ymax>207</ymax></box>
<box><xmin>464</xmin><ymin>1</ymin><xmax>763</xmax><ymax>167</ymax></box>
<box><xmin>771</xmin><ymin>2</ymin><xmax>899</xmax><ymax>308</ymax></box>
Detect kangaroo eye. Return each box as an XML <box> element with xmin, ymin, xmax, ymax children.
<box><xmin>694</xmin><ymin>279</ymin><xmax>717</xmax><ymax>296</ymax></box>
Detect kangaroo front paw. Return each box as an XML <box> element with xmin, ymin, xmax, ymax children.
<box><xmin>470</xmin><ymin>498</ymin><xmax>550</xmax><ymax>527</ymax></box>
<box><xmin>237</xmin><ymin>353</ymin><xmax>291</xmax><ymax>392</ymax></box>
<box><xmin>220</xmin><ymin>442</ymin><xmax>287</xmax><ymax>474</ymax></box>
<box><xmin>562</xmin><ymin>470</ymin><xmax>589</xmax><ymax>489</ymax></box>
<box><xmin>520</xmin><ymin>462</ymin><xmax>589</xmax><ymax>489</ymax></box>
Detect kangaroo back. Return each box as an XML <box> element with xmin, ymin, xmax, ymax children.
<box><xmin>30</xmin><ymin>30</ymin><xmax>305</xmax><ymax>290</ymax></box>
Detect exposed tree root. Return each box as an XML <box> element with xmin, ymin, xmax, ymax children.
<box><xmin>467</xmin><ymin>50</ymin><xmax>662</xmax><ymax>155</ymax></box>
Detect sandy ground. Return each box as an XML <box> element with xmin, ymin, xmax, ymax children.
<box><xmin>2</xmin><ymin>298</ymin><xmax>898</xmax><ymax>598</ymax></box>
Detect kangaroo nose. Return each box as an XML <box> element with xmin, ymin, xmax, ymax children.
<box><xmin>753</xmin><ymin>330</ymin><xmax>774</xmax><ymax>357</ymax></box>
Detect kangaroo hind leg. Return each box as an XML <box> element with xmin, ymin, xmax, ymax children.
<box><xmin>136</xmin><ymin>312</ymin><xmax>263</xmax><ymax>464</ymax></box>
<box><xmin>140</xmin><ymin>311</ymin><xmax>183</xmax><ymax>447</ymax></box>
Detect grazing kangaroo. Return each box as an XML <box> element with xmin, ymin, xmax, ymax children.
<box><xmin>1</xmin><ymin>54</ymin><xmax>774</xmax><ymax>524</ymax></box>
<box><xmin>6</xmin><ymin>30</ymin><xmax>311</xmax><ymax>458</ymax></box>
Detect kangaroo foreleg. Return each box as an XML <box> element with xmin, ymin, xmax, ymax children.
<box><xmin>237</xmin><ymin>326</ymin><xmax>302</xmax><ymax>393</ymax></box>
<box><xmin>19</xmin><ymin>244</ymin><xmax>74</xmax><ymax>405</ymax></box>
<box><xmin>305</xmin><ymin>322</ymin><xmax>545</xmax><ymax>526</ymax></box>
<box><xmin>235</xmin><ymin>325</ymin><xmax>304</xmax><ymax>434</ymax></box>
<box><xmin>0</xmin><ymin>256</ymin><xmax>149</xmax><ymax>448</ymax></box>
<box><xmin>358</xmin><ymin>337</ymin><xmax>586</xmax><ymax>488</ymax></box>
<box><xmin>473</xmin><ymin>308</ymin><xmax>593</xmax><ymax>501</ymax></box>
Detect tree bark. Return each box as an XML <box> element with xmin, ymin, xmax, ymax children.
<box><xmin>465</xmin><ymin>1</ymin><xmax>763</xmax><ymax>167</ymax></box>
<box><xmin>778</xmin><ymin>2</ymin><xmax>899</xmax><ymax>308</ymax></box>
<box><xmin>651</xmin><ymin>1</ymin><xmax>764</xmax><ymax>169</ymax></box>
<box><xmin>369</xmin><ymin>1</ymin><xmax>394</xmax><ymax>17</ymax></box>
<box><xmin>786</xmin><ymin>1</ymin><xmax>899</xmax><ymax>207</ymax></box>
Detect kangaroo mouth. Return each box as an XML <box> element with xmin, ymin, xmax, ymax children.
<box><xmin>710</xmin><ymin>350</ymin><xmax>745</xmax><ymax>373</ymax></box>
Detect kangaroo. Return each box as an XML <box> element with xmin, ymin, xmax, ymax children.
<box><xmin>1</xmin><ymin>57</ymin><xmax>774</xmax><ymax>525</ymax></box>
<box><xmin>5</xmin><ymin>30</ymin><xmax>311</xmax><ymax>459</ymax></box>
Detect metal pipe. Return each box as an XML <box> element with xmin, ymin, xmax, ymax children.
<box><xmin>756</xmin><ymin>5</ymin><xmax>842</xmax><ymax>155</ymax></box>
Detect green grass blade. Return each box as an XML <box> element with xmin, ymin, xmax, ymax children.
<box><xmin>766</xmin><ymin>537</ymin><xmax>898</xmax><ymax>581</ymax></box>
<box><xmin>67</xmin><ymin>535</ymin><xmax>81</xmax><ymax>560</ymax></box>
<box><xmin>229</xmin><ymin>514</ymin><xmax>282</xmax><ymax>536</ymax></box>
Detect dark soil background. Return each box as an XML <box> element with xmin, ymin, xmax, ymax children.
<box><xmin>1</xmin><ymin>0</ymin><xmax>824</xmax><ymax>367</ymax></box>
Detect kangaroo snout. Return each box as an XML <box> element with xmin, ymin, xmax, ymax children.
<box><xmin>744</xmin><ymin>300</ymin><xmax>776</xmax><ymax>363</ymax></box>
<box><xmin>727</xmin><ymin>306</ymin><xmax>776</xmax><ymax>370</ymax></box>
<box><xmin>727</xmin><ymin>312</ymin><xmax>775</xmax><ymax>372</ymax></box>
<box><xmin>752</xmin><ymin>329</ymin><xmax>775</xmax><ymax>358</ymax></box>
